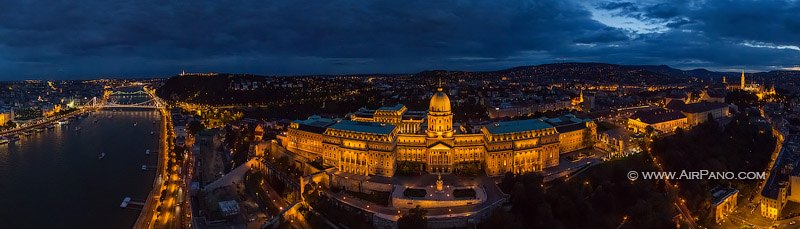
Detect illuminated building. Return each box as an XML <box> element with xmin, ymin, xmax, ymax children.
<box><xmin>571</xmin><ymin>89</ymin><xmax>584</xmax><ymax>107</ymax></box>
<box><xmin>759</xmin><ymin>146</ymin><xmax>800</xmax><ymax>220</ymax></box>
<box><xmin>253</xmin><ymin>124</ymin><xmax>264</xmax><ymax>142</ymax></box>
<box><xmin>710</xmin><ymin>187</ymin><xmax>738</xmax><ymax>224</ymax></box>
<box><xmin>42</xmin><ymin>104</ymin><xmax>62</xmax><ymax>117</ymax></box>
<box><xmin>285</xmin><ymin>84</ymin><xmax>596</xmax><ymax>177</ymax></box>
<box><xmin>543</xmin><ymin>114</ymin><xmax>597</xmax><ymax>153</ymax></box>
<box><xmin>0</xmin><ymin>109</ymin><xmax>13</xmax><ymax>126</ymax></box>
<box><xmin>761</xmin><ymin>182</ymin><xmax>788</xmax><ymax>220</ymax></box>
<box><xmin>597</xmin><ymin>128</ymin><xmax>634</xmax><ymax>157</ymax></box>
<box><xmin>627</xmin><ymin>108</ymin><xmax>688</xmax><ymax>134</ymax></box>
<box><xmin>677</xmin><ymin>102</ymin><xmax>730</xmax><ymax>127</ymax></box>
<box><xmin>488</xmin><ymin>99</ymin><xmax>572</xmax><ymax>119</ymax></box>
<box><xmin>0</xmin><ymin>109</ymin><xmax>14</xmax><ymax>126</ymax></box>
<box><xmin>569</xmin><ymin>89</ymin><xmax>595</xmax><ymax>111</ymax></box>
<box><xmin>351</xmin><ymin>104</ymin><xmax>425</xmax><ymax>134</ymax></box>
<box><xmin>724</xmin><ymin>70</ymin><xmax>776</xmax><ymax>100</ymax></box>
<box><xmin>741</xmin><ymin>70</ymin><xmax>746</xmax><ymax>89</ymax></box>
<box><xmin>665</xmin><ymin>101</ymin><xmax>730</xmax><ymax>127</ymax></box>
<box><xmin>698</xmin><ymin>90</ymin><xmax>725</xmax><ymax>103</ymax></box>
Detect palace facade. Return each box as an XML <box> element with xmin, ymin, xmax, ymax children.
<box><xmin>284</xmin><ymin>86</ymin><xmax>596</xmax><ymax>177</ymax></box>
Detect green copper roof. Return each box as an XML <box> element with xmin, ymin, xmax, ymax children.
<box><xmin>485</xmin><ymin>119</ymin><xmax>553</xmax><ymax>134</ymax></box>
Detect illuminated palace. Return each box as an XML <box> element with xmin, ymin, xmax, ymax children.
<box><xmin>284</xmin><ymin>85</ymin><xmax>596</xmax><ymax>177</ymax></box>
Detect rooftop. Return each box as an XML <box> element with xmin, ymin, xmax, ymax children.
<box><xmin>681</xmin><ymin>102</ymin><xmax>728</xmax><ymax>113</ymax></box>
<box><xmin>378</xmin><ymin>104</ymin><xmax>405</xmax><ymax>111</ymax></box>
<box><xmin>353</xmin><ymin>110</ymin><xmax>374</xmax><ymax>118</ymax></box>
<box><xmin>402</xmin><ymin>110</ymin><xmax>427</xmax><ymax>119</ymax></box>
<box><xmin>710</xmin><ymin>186</ymin><xmax>738</xmax><ymax>206</ymax></box>
<box><xmin>218</xmin><ymin>200</ymin><xmax>240</xmax><ymax>216</ymax></box>
<box><xmin>706</xmin><ymin>90</ymin><xmax>726</xmax><ymax>98</ymax></box>
<box><xmin>665</xmin><ymin>93</ymin><xmax>687</xmax><ymax>99</ymax></box>
<box><xmin>600</xmin><ymin>127</ymin><xmax>630</xmax><ymax>139</ymax></box>
<box><xmin>543</xmin><ymin>113</ymin><xmax>592</xmax><ymax>127</ymax></box>
<box><xmin>294</xmin><ymin>116</ymin><xmax>336</xmax><ymax>134</ymax></box>
<box><xmin>629</xmin><ymin>108</ymin><xmax>686</xmax><ymax>124</ymax></box>
<box><xmin>485</xmin><ymin>119</ymin><xmax>554</xmax><ymax>135</ymax></box>
<box><xmin>554</xmin><ymin>123</ymin><xmax>589</xmax><ymax>133</ymax></box>
<box><xmin>328</xmin><ymin>120</ymin><xmax>396</xmax><ymax>135</ymax></box>
<box><xmin>762</xmin><ymin>135</ymin><xmax>800</xmax><ymax>199</ymax></box>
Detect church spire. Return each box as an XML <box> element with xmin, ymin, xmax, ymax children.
<box><xmin>740</xmin><ymin>69</ymin><xmax>746</xmax><ymax>89</ymax></box>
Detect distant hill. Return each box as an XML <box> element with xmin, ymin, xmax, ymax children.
<box><xmin>156</xmin><ymin>73</ymin><xmax>270</xmax><ymax>104</ymax></box>
<box><xmin>407</xmin><ymin>62</ymin><xmax>799</xmax><ymax>84</ymax></box>
<box><xmin>156</xmin><ymin>62</ymin><xmax>799</xmax><ymax>104</ymax></box>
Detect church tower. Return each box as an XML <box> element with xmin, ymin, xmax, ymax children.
<box><xmin>722</xmin><ymin>76</ymin><xmax>727</xmax><ymax>84</ymax></box>
<box><xmin>740</xmin><ymin>70</ymin><xmax>746</xmax><ymax>89</ymax></box>
<box><xmin>427</xmin><ymin>81</ymin><xmax>453</xmax><ymax>138</ymax></box>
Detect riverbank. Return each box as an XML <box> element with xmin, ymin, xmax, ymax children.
<box><xmin>134</xmin><ymin>106</ymin><xmax>170</xmax><ymax>229</ymax></box>
<box><xmin>0</xmin><ymin>108</ymin><xmax>92</xmax><ymax>137</ymax></box>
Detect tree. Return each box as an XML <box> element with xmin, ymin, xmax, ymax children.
<box><xmin>644</xmin><ymin>125</ymin><xmax>655</xmax><ymax>137</ymax></box>
<box><xmin>481</xmin><ymin>209</ymin><xmax>521</xmax><ymax>228</ymax></box>
<box><xmin>649</xmin><ymin>112</ymin><xmax>775</xmax><ymax>224</ymax></box>
<box><xmin>725</xmin><ymin>90</ymin><xmax>759</xmax><ymax>108</ymax></box>
<box><xmin>674</xmin><ymin>127</ymin><xmax>685</xmax><ymax>137</ymax></box>
<box><xmin>500</xmin><ymin>172</ymin><xmax>516</xmax><ymax>193</ymax></box>
<box><xmin>187</xmin><ymin>120</ymin><xmax>204</xmax><ymax>135</ymax></box>
<box><xmin>5</xmin><ymin>121</ymin><xmax>16</xmax><ymax>128</ymax></box>
<box><xmin>398</xmin><ymin>205</ymin><xmax>428</xmax><ymax>229</ymax></box>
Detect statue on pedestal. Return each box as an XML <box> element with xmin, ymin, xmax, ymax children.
<box><xmin>436</xmin><ymin>175</ymin><xmax>443</xmax><ymax>192</ymax></box>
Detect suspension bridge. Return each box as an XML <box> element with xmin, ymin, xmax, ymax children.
<box><xmin>0</xmin><ymin>86</ymin><xmax>164</xmax><ymax>137</ymax></box>
<box><xmin>83</xmin><ymin>87</ymin><xmax>165</xmax><ymax>109</ymax></box>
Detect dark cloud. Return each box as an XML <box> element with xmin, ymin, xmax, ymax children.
<box><xmin>596</xmin><ymin>2</ymin><xmax>638</xmax><ymax>11</ymax></box>
<box><xmin>0</xmin><ymin>0</ymin><xmax>798</xmax><ymax>79</ymax></box>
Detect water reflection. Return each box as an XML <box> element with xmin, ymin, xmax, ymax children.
<box><xmin>0</xmin><ymin>109</ymin><xmax>160</xmax><ymax>228</ymax></box>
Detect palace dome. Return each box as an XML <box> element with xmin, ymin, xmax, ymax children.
<box><xmin>429</xmin><ymin>88</ymin><xmax>451</xmax><ymax>112</ymax></box>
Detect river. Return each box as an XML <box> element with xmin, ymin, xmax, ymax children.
<box><xmin>0</xmin><ymin>109</ymin><xmax>160</xmax><ymax>228</ymax></box>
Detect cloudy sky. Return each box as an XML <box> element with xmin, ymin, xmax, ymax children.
<box><xmin>0</xmin><ymin>0</ymin><xmax>798</xmax><ymax>80</ymax></box>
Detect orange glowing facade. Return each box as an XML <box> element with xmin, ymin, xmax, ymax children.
<box><xmin>285</xmin><ymin>85</ymin><xmax>596</xmax><ymax>177</ymax></box>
